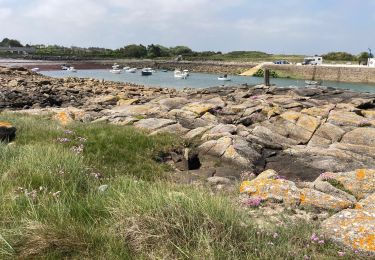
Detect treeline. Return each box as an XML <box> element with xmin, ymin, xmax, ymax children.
<box><xmin>322</xmin><ymin>51</ymin><xmax>374</xmax><ymax>64</ymax></box>
<box><xmin>0</xmin><ymin>38</ymin><xmax>24</xmax><ymax>47</ymax></box>
<box><xmin>29</xmin><ymin>43</ymin><xmax>222</xmax><ymax>59</ymax></box>
<box><xmin>1</xmin><ymin>37</ymin><xmax>373</xmax><ymax>63</ymax></box>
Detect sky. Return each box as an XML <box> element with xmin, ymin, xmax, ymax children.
<box><xmin>0</xmin><ymin>0</ymin><xmax>374</xmax><ymax>54</ymax></box>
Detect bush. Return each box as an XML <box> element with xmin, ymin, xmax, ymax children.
<box><xmin>253</xmin><ymin>69</ymin><xmax>279</xmax><ymax>78</ymax></box>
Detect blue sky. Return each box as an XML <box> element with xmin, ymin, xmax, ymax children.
<box><xmin>0</xmin><ymin>0</ymin><xmax>374</xmax><ymax>54</ymax></box>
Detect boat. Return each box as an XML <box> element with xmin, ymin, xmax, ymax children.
<box><xmin>110</xmin><ymin>64</ymin><xmax>122</xmax><ymax>74</ymax></box>
<box><xmin>183</xmin><ymin>69</ymin><xmax>190</xmax><ymax>76</ymax></box>
<box><xmin>125</xmin><ymin>68</ymin><xmax>137</xmax><ymax>73</ymax></box>
<box><xmin>61</xmin><ymin>64</ymin><xmax>69</xmax><ymax>70</ymax></box>
<box><xmin>305</xmin><ymin>80</ymin><xmax>322</xmax><ymax>85</ymax></box>
<box><xmin>174</xmin><ymin>69</ymin><xmax>188</xmax><ymax>79</ymax></box>
<box><xmin>123</xmin><ymin>66</ymin><xmax>130</xmax><ymax>70</ymax></box>
<box><xmin>161</xmin><ymin>69</ymin><xmax>168</xmax><ymax>72</ymax></box>
<box><xmin>31</xmin><ymin>68</ymin><xmax>39</xmax><ymax>72</ymax></box>
<box><xmin>67</xmin><ymin>67</ymin><xmax>77</xmax><ymax>72</ymax></box>
<box><xmin>141</xmin><ymin>68</ymin><xmax>153</xmax><ymax>76</ymax></box>
<box><xmin>218</xmin><ymin>74</ymin><xmax>231</xmax><ymax>81</ymax></box>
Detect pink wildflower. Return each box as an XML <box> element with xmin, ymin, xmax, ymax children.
<box><xmin>244</xmin><ymin>197</ymin><xmax>263</xmax><ymax>207</ymax></box>
<box><xmin>311</xmin><ymin>233</ymin><xmax>319</xmax><ymax>242</ymax></box>
<box><xmin>320</xmin><ymin>172</ymin><xmax>334</xmax><ymax>181</ymax></box>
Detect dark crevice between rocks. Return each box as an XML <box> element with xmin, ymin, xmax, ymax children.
<box><xmin>188</xmin><ymin>153</ymin><xmax>201</xmax><ymax>170</ymax></box>
<box><xmin>356</xmin><ymin>101</ymin><xmax>375</xmax><ymax>110</ymax></box>
<box><xmin>253</xmin><ymin>148</ymin><xmax>278</xmax><ymax>174</ymax></box>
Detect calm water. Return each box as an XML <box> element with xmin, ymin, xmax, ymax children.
<box><xmin>41</xmin><ymin>69</ymin><xmax>375</xmax><ymax>93</ymax></box>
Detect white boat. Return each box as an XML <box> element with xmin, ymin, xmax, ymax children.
<box><xmin>174</xmin><ymin>69</ymin><xmax>188</xmax><ymax>79</ymax></box>
<box><xmin>305</xmin><ymin>80</ymin><xmax>322</xmax><ymax>85</ymax></box>
<box><xmin>183</xmin><ymin>69</ymin><xmax>190</xmax><ymax>76</ymax></box>
<box><xmin>31</xmin><ymin>68</ymin><xmax>39</xmax><ymax>72</ymax></box>
<box><xmin>67</xmin><ymin>67</ymin><xmax>77</xmax><ymax>72</ymax></box>
<box><xmin>110</xmin><ymin>63</ymin><xmax>122</xmax><ymax>74</ymax></box>
<box><xmin>141</xmin><ymin>68</ymin><xmax>153</xmax><ymax>76</ymax></box>
<box><xmin>110</xmin><ymin>69</ymin><xmax>122</xmax><ymax>74</ymax></box>
<box><xmin>218</xmin><ymin>74</ymin><xmax>231</xmax><ymax>81</ymax></box>
<box><xmin>61</xmin><ymin>65</ymin><xmax>69</xmax><ymax>70</ymax></box>
<box><xmin>125</xmin><ymin>68</ymin><xmax>137</xmax><ymax>73</ymax></box>
<box><xmin>123</xmin><ymin>66</ymin><xmax>130</xmax><ymax>70</ymax></box>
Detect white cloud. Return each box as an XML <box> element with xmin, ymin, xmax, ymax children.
<box><xmin>0</xmin><ymin>0</ymin><xmax>374</xmax><ymax>53</ymax></box>
<box><xmin>0</xmin><ymin>7</ymin><xmax>11</xmax><ymax>19</ymax></box>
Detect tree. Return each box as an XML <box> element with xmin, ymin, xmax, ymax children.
<box><xmin>147</xmin><ymin>44</ymin><xmax>162</xmax><ymax>58</ymax></box>
<box><xmin>155</xmin><ymin>45</ymin><xmax>171</xmax><ymax>57</ymax></box>
<box><xmin>170</xmin><ymin>46</ymin><xmax>193</xmax><ymax>56</ymax></box>
<box><xmin>120</xmin><ymin>44</ymin><xmax>147</xmax><ymax>58</ymax></box>
<box><xmin>322</xmin><ymin>52</ymin><xmax>357</xmax><ymax>61</ymax></box>
<box><xmin>358</xmin><ymin>52</ymin><xmax>370</xmax><ymax>65</ymax></box>
<box><xmin>0</xmin><ymin>38</ymin><xmax>23</xmax><ymax>47</ymax></box>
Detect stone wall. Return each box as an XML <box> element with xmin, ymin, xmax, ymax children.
<box><xmin>266</xmin><ymin>64</ymin><xmax>375</xmax><ymax>84</ymax></box>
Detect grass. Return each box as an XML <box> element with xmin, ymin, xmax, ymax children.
<box><xmin>0</xmin><ymin>113</ymin><xmax>362</xmax><ymax>259</ymax></box>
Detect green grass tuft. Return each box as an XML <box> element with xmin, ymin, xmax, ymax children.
<box><xmin>0</xmin><ymin>113</ymin><xmax>361</xmax><ymax>259</ymax></box>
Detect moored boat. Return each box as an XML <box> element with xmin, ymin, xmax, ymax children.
<box><xmin>141</xmin><ymin>68</ymin><xmax>153</xmax><ymax>76</ymax></box>
<box><xmin>183</xmin><ymin>69</ymin><xmax>190</xmax><ymax>76</ymax></box>
<box><xmin>110</xmin><ymin>64</ymin><xmax>122</xmax><ymax>74</ymax></box>
<box><xmin>305</xmin><ymin>80</ymin><xmax>322</xmax><ymax>85</ymax></box>
<box><xmin>174</xmin><ymin>69</ymin><xmax>188</xmax><ymax>79</ymax></box>
<box><xmin>218</xmin><ymin>74</ymin><xmax>231</xmax><ymax>81</ymax></box>
<box><xmin>125</xmin><ymin>68</ymin><xmax>137</xmax><ymax>73</ymax></box>
<box><xmin>31</xmin><ymin>68</ymin><xmax>39</xmax><ymax>72</ymax></box>
<box><xmin>67</xmin><ymin>67</ymin><xmax>77</xmax><ymax>72</ymax></box>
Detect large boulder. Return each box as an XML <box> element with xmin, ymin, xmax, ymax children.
<box><xmin>240</xmin><ymin>171</ymin><xmax>301</xmax><ymax>206</ymax></box>
<box><xmin>321</xmin><ymin>209</ymin><xmax>375</xmax><ymax>255</ymax></box>
<box><xmin>0</xmin><ymin>122</ymin><xmax>16</xmax><ymax>142</ymax></box>
<box><xmin>341</xmin><ymin>128</ymin><xmax>375</xmax><ymax>147</ymax></box>
<box><xmin>316</xmin><ymin>169</ymin><xmax>375</xmax><ymax>199</ymax></box>
<box><xmin>299</xmin><ymin>188</ymin><xmax>353</xmax><ymax>211</ymax></box>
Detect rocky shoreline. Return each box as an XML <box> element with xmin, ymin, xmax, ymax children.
<box><xmin>0</xmin><ymin>58</ymin><xmax>254</xmax><ymax>74</ymax></box>
<box><xmin>1</xmin><ymin>66</ymin><xmax>375</xmax><ymax>255</ymax></box>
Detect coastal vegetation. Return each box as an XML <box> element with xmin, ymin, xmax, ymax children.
<box><xmin>1</xmin><ymin>37</ymin><xmax>372</xmax><ymax>64</ymax></box>
<box><xmin>0</xmin><ymin>114</ymin><xmax>359</xmax><ymax>259</ymax></box>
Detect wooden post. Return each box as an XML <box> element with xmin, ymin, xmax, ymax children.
<box><xmin>264</xmin><ymin>69</ymin><xmax>270</xmax><ymax>86</ymax></box>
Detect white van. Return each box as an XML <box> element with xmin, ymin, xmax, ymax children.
<box><xmin>303</xmin><ymin>56</ymin><xmax>323</xmax><ymax>65</ymax></box>
<box><xmin>368</xmin><ymin>58</ymin><xmax>375</xmax><ymax>67</ymax></box>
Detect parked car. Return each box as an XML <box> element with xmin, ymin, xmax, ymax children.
<box><xmin>273</xmin><ymin>60</ymin><xmax>290</xmax><ymax>65</ymax></box>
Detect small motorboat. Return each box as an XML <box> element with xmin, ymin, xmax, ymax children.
<box><xmin>31</xmin><ymin>68</ymin><xmax>39</xmax><ymax>72</ymax></box>
<box><xmin>125</xmin><ymin>68</ymin><xmax>137</xmax><ymax>73</ymax></box>
<box><xmin>183</xmin><ymin>69</ymin><xmax>190</xmax><ymax>76</ymax></box>
<box><xmin>61</xmin><ymin>65</ymin><xmax>69</xmax><ymax>70</ymax></box>
<box><xmin>305</xmin><ymin>80</ymin><xmax>322</xmax><ymax>86</ymax></box>
<box><xmin>67</xmin><ymin>67</ymin><xmax>77</xmax><ymax>72</ymax></box>
<box><xmin>161</xmin><ymin>69</ymin><xmax>168</xmax><ymax>72</ymax></box>
<box><xmin>141</xmin><ymin>68</ymin><xmax>153</xmax><ymax>76</ymax></box>
<box><xmin>218</xmin><ymin>74</ymin><xmax>231</xmax><ymax>81</ymax></box>
<box><xmin>110</xmin><ymin>64</ymin><xmax>122</xmax><ymax>74</ymax></box>
<box><xmin>174</xmin><ymin>69</ymin><xmax>188</xmax><ymax>79</ymax></box>
<box><xmin>110</xmin><ymin>69</ymin><xmax>122</xmax><ymax>74</ymax></box>
<box><xmin>123</xmin><ymin>66</ymin><xmax>130</xmax><ymax>70</ymax></box>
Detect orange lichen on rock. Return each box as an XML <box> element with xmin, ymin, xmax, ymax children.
<box><xmin>322</xmin><ymin>209</ymin><xmax>375</xmax><ymax>254</ymax></box>
<box><xmin>239</xmin><ymin>178</ymin><xmax>301</xmax><ymax>206</ymax></box>
<box><xmin>299</xmin><ymin>188</ymin><xmax>353</xmax><ymax>211</ymax></box>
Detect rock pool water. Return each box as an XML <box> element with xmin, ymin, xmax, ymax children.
<box><xmin>41</xmin><ymin>69</ymin><xmax>375</xmax><ymax>93</ymax></box>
